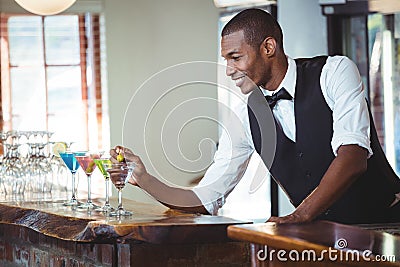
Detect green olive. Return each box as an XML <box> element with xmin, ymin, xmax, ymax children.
<box><xmin>117</xmin><ymin>153</ymin><xmax>124</xmax><ymax>162</ymax></box>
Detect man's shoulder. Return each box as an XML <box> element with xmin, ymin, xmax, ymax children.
<box><xmin>325</xmin><ymin>55</ymin><xmax>357</xmax><ymax>72</ymax></box>
<box><xmin>294</xmin><ymin>55</ymin><xmax>329</xmax><ymax>61</ymax></box>
<box><xmin>293</xmin><ymin>55</ymin><xmax>352</xmax><ymax>63</ymax></box>
<box><xmin>294</xmin><ymin>55</ymin><xmax>329</xmax><ymax>68</ymax></box>
<box><xmin>291</xmin><ymin>55</ymin><xmax>356</xmax><ymax>72</ymax></box>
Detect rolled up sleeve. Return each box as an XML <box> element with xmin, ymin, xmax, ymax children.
<box><xmin>192</xmin><ymin>101</ymin><xmax>254</xmax><ymax>215</ymax></box>
<box><xmin>323</xmin><ymin>56</ymin><xmax>373</xmax><ymax>158</ymax></box>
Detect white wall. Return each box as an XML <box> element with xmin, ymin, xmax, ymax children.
<box><xmin>277</xmin><ymin>0</ymin><xmax>327</xmax><ymax>216</ymax></box>
<box><xmin>104</xmin><ymin>0</ymin><xmax>220</xmax><ymax>202</ymax></box>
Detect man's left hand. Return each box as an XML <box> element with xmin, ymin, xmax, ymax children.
<box><xmin>266</xmin><ymin>213</ymin><xmax>311</xmax><ymax>224</ymax></box>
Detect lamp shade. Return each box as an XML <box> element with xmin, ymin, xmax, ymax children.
<box><xmin>14</xmin><ymin>0</ymin><xmax>77</xmax><ymax>15</ymax></box>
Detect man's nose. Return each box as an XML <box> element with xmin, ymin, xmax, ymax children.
<box><xmin>225</xmin><ymin>64</ymin><xmax>235</xmax><ymax>77</ymax></box>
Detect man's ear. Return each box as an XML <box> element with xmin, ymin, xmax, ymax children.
<box><xmin>261</xmin><ymin>37</ymin><xmax>277</xmax><ymax>57</ymax></box>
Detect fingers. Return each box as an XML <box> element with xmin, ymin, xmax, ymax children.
<box><xmin>128</xmin><ymin>177</ymin><xmax>138</xmax><ymax>186</ymax></box>
<box><xmin>266</xmin><ymin>214</ymin><xmax>308</xmax><ymax>224</ymax></box>
<box><xmin>109</xmin><ymin>145</ymin><xmax>146</xmax><ymax>179</ymax></box>
<box><xmin>115</xmin><ymin>145</ymin><xmax>124</xmax><ymax>154</ymax></box>
<box><xmin>111</xmin><ymin>146</ymin><xmax>142</xmax><ymax>164</ymax></box>
<box><xmin>266</xmin><ymin>216</ymin><xmax>279</xmax><ymax>223</ymax></box>
<box><xmin>114</xmin><ymin>145</ymin><xmax>133</xmax><ymax>155</ymax></box>
<box><xmin>109</xmin><ymin>149</ymin><xmax>118</xmax><ymax>163</ymax></box>
<box><xmin>110</xmin><ymin>145</ymin><xmax>134</xmax><ymax>163</ymax></box>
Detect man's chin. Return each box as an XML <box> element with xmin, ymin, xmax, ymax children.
<box><xmin>239</xmin><ymin>83</ymin><xmax>258</xmax><ymax>95</ymax></box>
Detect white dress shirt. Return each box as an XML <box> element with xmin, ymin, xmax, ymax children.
<box><xmin>193</xmin><ymin>55</ymin><xmax>373</xmax><ymax>215</ymax></box>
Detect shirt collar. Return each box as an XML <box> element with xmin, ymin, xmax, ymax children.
<box><xmin>261</xmin><ymin>56</ymin><xmax>296</xmax><ymax>98</ymax></box>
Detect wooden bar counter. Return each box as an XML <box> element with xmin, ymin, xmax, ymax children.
<box><xmin>228</xmin><ymin>221</ymin><xmax>400</xmax><ymax>267</ymax></box>
<box><xmin>0</xmin><ymin>196</ymin><xmax>251</xmax><ymax>267</ymax></box>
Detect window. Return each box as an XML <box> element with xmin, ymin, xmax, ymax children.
<box><xmin>368</xmin><ymin>13</ymin><xmax>400</xmax><ymax>173</ymax></box>
<box><xmin>0</xmin><ymin>13</ymin><xmax>109</xmax><ymax>150</ymax></box>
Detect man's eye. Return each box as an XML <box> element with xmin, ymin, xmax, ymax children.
<box><xmin>232</xmin><ymin>56</ymin><xmax>241</xmax><ymax>61</ymax></box>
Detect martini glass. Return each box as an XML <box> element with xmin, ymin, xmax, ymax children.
<box><xmin>107</xmin><ymin>162</ymin><xmax>136</xmax><ymax>217</ymax></box>
<box><xmin>93</xmin><ymin>158</ymin><xmax>114</xmax><ymax>212</ymax></box>
<box><xmin>60</xmin><ymin>151</ymin><xmax>80</xmax><ymax>206</ymax></box>
<box><xmin>75</xmin><ymin>151</ymin><xmax>103</xmax><ymax>209</ymax></box>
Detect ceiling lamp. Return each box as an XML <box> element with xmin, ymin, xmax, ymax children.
<box><xmin>14</xmin><ymin>0</ymin><xmax>77</xmax><ymax>16</ymax></box>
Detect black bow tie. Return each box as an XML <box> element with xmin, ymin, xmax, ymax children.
<box><xmin>265</xmin><ymin>88</ymin><xmax>292</xmax><ymax>108</ymax></box>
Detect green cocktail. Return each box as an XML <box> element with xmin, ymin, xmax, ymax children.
<box><xmin>94</xmin><ymin>158</ymin><xmax>114</xmax><ymax>212</ymax></box>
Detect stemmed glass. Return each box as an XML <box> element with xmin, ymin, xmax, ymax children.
<box><xmin>75</xmin><ymin>151</ymin><xmax>103</xmax><ymax>210</ymax></box>
<box><xmin>60</xmin><ymin>151</ymin><xmax>80</xmax><ymax>206</ymax></box>
<box><xmin>93</xmin><ymin>158</ymin><xmax>114</xmax><ymax>212</ymax></box>
<box><xmin>107</xmin><ymin>162</ymin><xmax>136</xmax><ymax>217</ymax></box>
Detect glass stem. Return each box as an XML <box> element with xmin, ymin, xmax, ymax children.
<box><xmin>71</xmin><ymin>172</ymin><xmax>77</xmax><ymax>201</ymax></box>
<box><xmin>105</xmin><ymin>178</ymin><xmax>110</xmax><ymax>205</ymax></box>
<box><xmin>118</xmin><ymin>189</ymin><xmax>123</xmax><ymax>210</ymax></box>
<box><xmin>87</xmin><ymin>174</ymin><xmax>92</xmax><ymax>204</ymax></box>
<box><xmin>2</xmin><ymin>141</ymin><xmax>7</xmax><ymax>156</ymax></box>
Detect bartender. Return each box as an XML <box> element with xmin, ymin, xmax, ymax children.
<box><xmin>110</xmin><ymin>8</ymin><xmax>400</xmax><ymax>224</ymax></box>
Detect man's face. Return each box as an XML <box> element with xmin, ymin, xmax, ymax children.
<box><xmin>221</xmin><ymin>30</ymin><xmax>267</xmax><ymax>94</ymax></box>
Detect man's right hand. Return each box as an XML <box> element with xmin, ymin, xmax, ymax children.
<box><xmin>109</xmin><ymin>146</ymin><xmax>209</xmax><ymax>214</ymax></box>
<box><xmin>110</xmin><ymin>146</ymin><xmax>147</xmax><ymax>186</ymax></box>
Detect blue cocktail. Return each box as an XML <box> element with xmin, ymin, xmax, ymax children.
<box><xmin>60</xmin><ymin>152</ymin><xmax>81</xmax><ymax>206</ymax></box>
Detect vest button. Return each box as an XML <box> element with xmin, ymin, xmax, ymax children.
<box><xmin>305</xmin><ymin>171</ymin><xmax>311</xmax><ymax>178</ymax></box>
<box><xmin>325</xmin><ymin>209</ymin><xmax>330</xmax><ymax>215</ymax></box>
<box><xmin>298</xmin><ymin>152</ymin><xmax>304</xmax><ymax>158</ymax></box>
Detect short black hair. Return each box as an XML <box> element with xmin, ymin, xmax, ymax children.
<box><xmin>221</xmin><ymin>8</ymin><xmax>283</xmax><ymax>50</ymax></box>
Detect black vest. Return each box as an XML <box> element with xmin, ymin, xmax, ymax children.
<box><xmin>249</xmin><ymin>56</ymin><xmax>400</xmax><ymax>224</ymax></box>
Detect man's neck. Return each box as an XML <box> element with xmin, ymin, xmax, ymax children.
<box><xmin>262</xmin><ymin>54</ymin><xmax>288</xmax><ymax>91</ymax></box>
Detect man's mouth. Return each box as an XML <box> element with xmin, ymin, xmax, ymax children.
<box><xmin>233</xmin><ymin>76</ymin><xmax>245</xmax><ymax>87</ymax></box>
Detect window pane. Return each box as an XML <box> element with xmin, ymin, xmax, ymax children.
<box><xmin>47</xmin><ymin>66</ymin><xmax>85</xmax><ymax>146</ymax></box>
<box><xmin>8</xmin><ymin>16</ymin><xmax>44</xmax><ymax>66</ymax></box>
<box><xmin>10</xmin><ymin>67</ymin><xmax>46</xmax><ymax>130</ymax></box>
<box><xmin>44</xmin><ymin>15</ymin><xmax>80</xmax><ymax>65</ymax></box>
